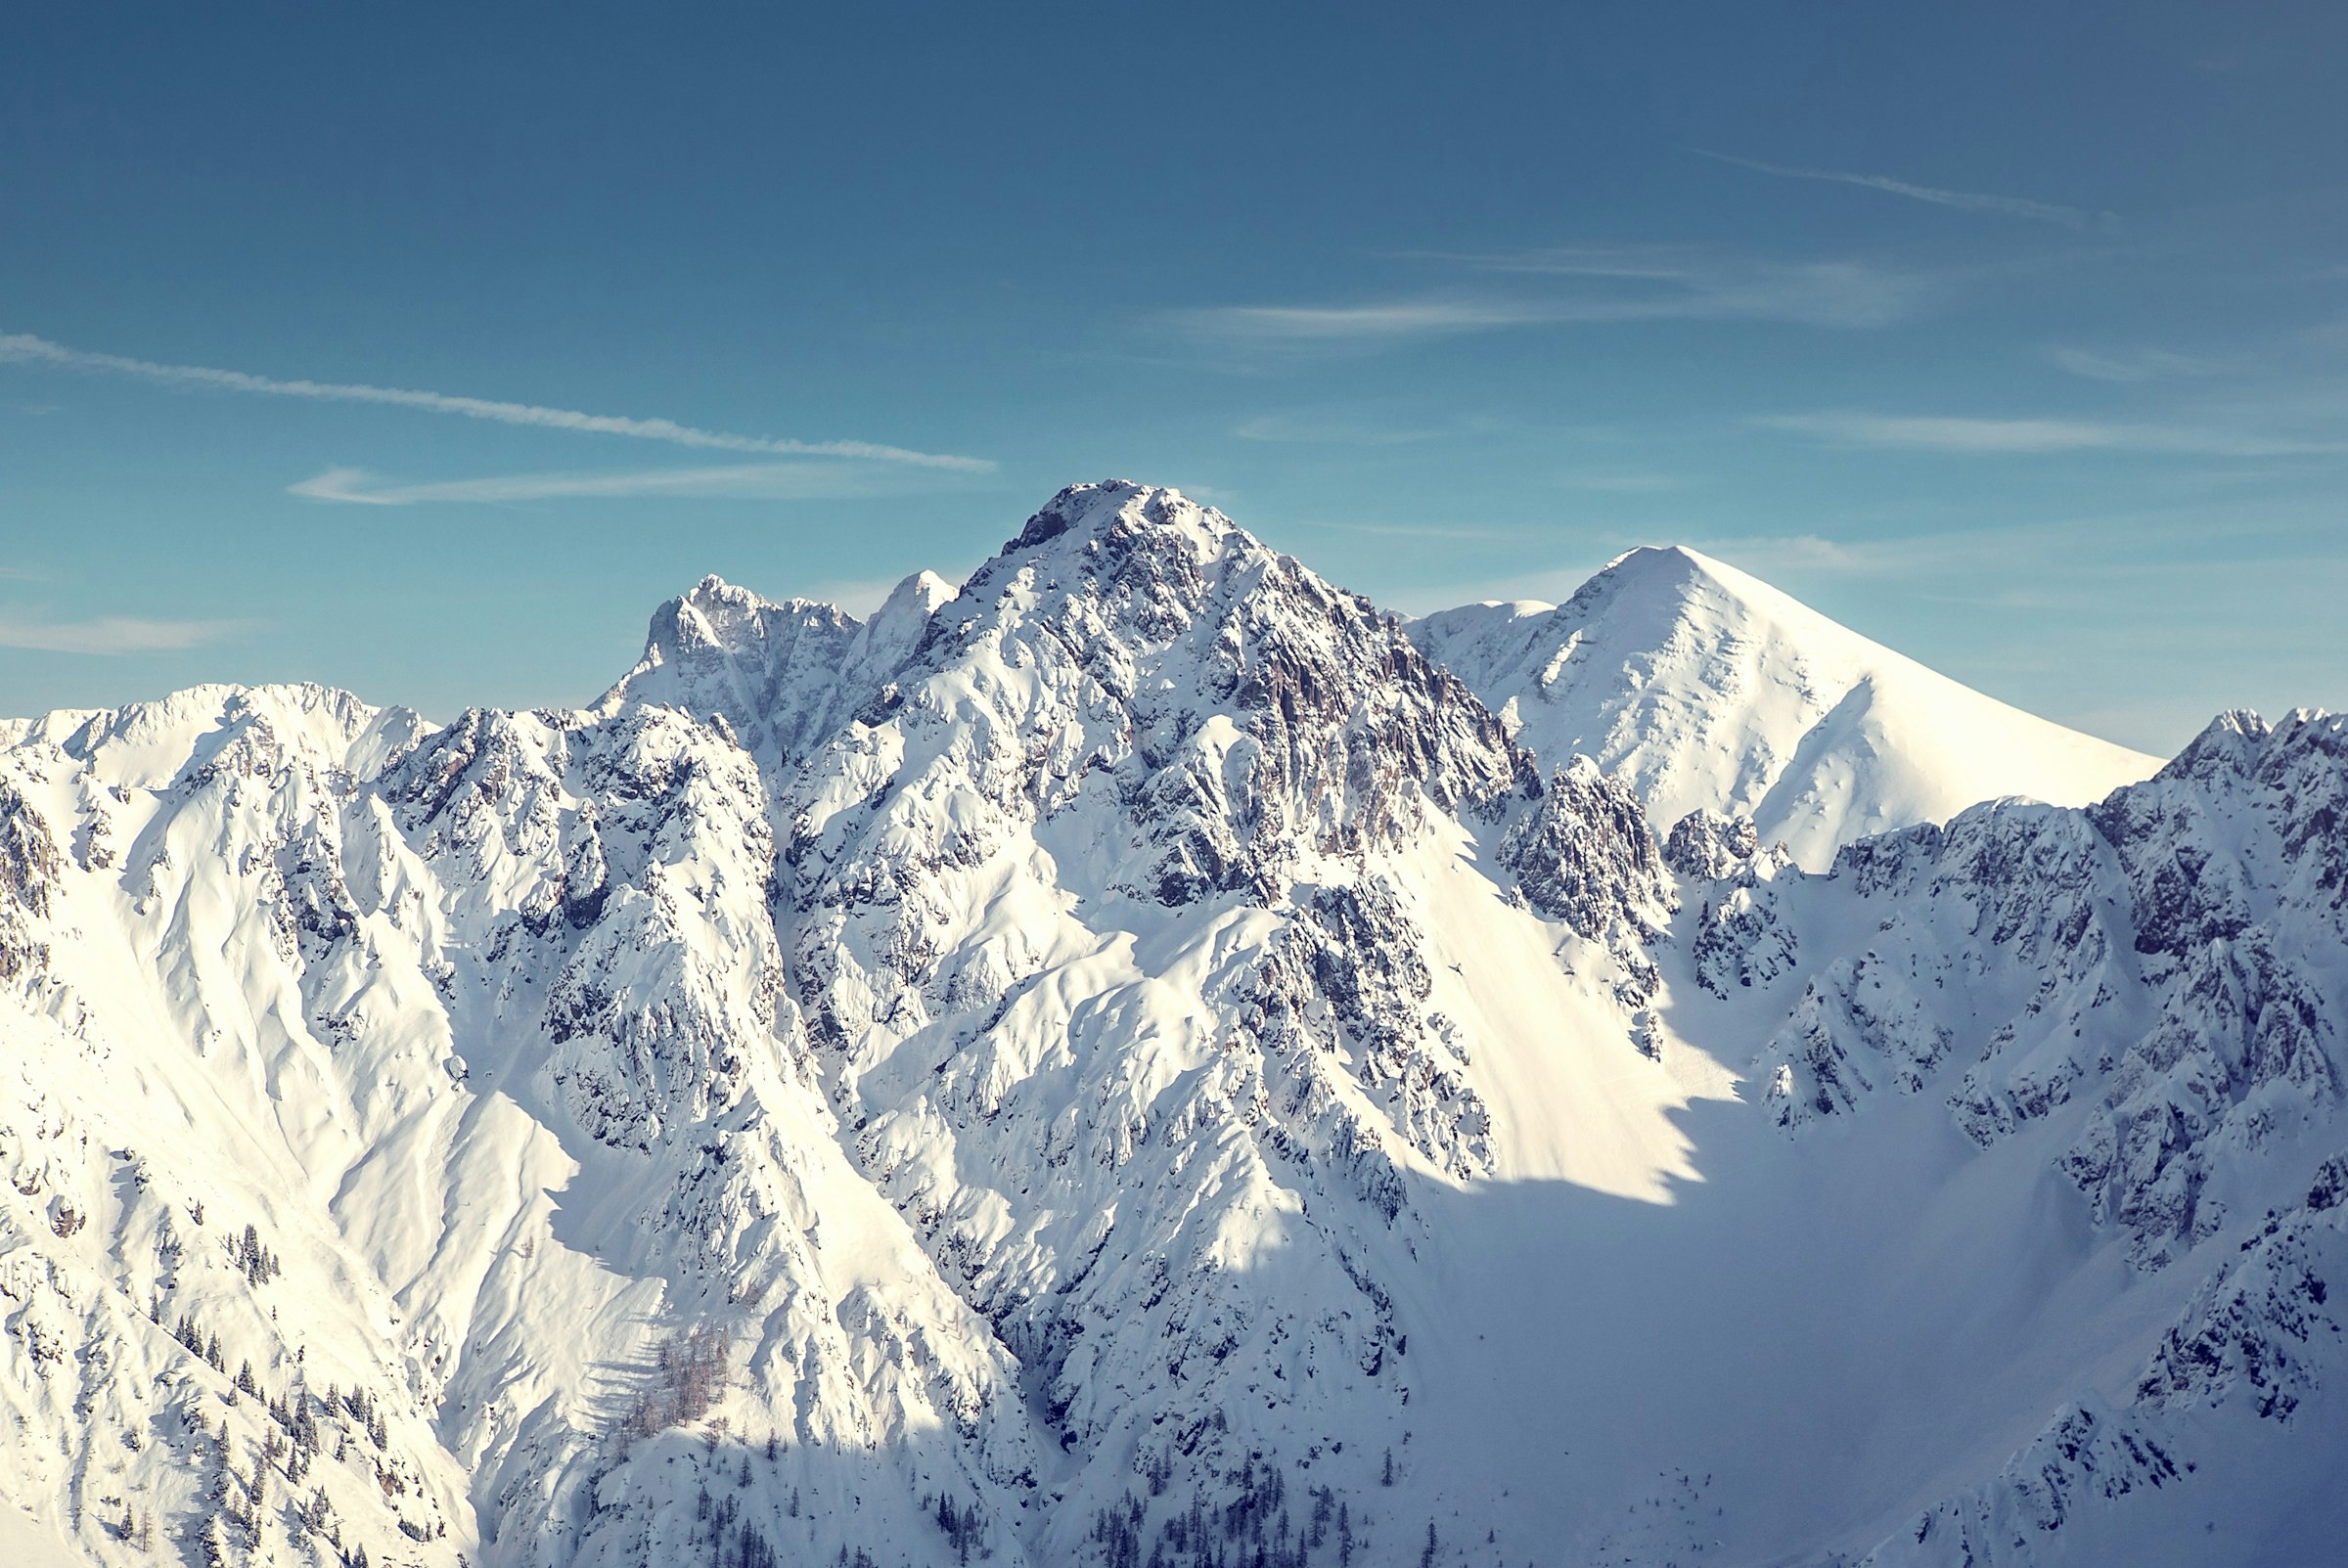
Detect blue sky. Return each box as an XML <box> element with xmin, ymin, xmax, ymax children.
<box><xmin>2</xmin><ymin>2</ymin><xmax>2343</xmax><ymax>751</ymax></box>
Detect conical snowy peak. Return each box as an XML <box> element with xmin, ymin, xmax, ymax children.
<box><xmin>1414</xmin><ymin>543</ymin><xmax>2160</xmax><ymax>868</ymax></box>
<box><xmin>1573</xmin><ymin>542</ymin><xmax>1718</xmax><ymax>605</ymax></box>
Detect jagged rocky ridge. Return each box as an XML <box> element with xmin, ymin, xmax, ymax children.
<box><xmin>0</xmin><ymin>481</ymin><xmax>2341</xmax><ymax>1568</ymax></box>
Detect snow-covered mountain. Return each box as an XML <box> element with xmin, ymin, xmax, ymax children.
<box><xmin>1411</xmin><ymin>546</ymin><xmax>2160</xmax><ymax>869</ymax></box>
<box><xmin>1</xmin><ymin>481</ymin><xmax>2341</xmax><ymax>1568</ymax></box>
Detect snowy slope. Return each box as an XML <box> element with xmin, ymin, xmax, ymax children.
<box><xmin>0</xmin><ymin>682</ymin><xmax>1042</xmax><ymax>1568</ymax></box>
<box><xmin>0</xmin><ymin>481</ymin><xmax>2341</xmax><ymax>1568</ymax></box>
<box><xmin>1412</xmin><ymin>547</ymin><xmax>2160</xmax><ymax>870</ymax></box>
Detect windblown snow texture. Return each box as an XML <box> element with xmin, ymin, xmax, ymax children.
<box><xmin>0</xmin><ymin>481</ymin><xmax>2339</xmax><ymax>1568</ymax></box>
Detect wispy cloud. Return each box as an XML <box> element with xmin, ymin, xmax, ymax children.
<box><xmin>1757</xmin><ymin>410</ymin><xmax>2345</xmax><ymax>457</ymax></box>
<box><xmin>1692</xmin><ymin>149</ymin><xmax>2112</xmax><ymax>231</ymax></box>
<box><xmin>2049</xmin><ymin>345</ymin><xmax>2231</xmax><ymax>383</ymax></box>
<box><xmin>0</xmin><ymin>612</ymin><xmax>242</xmax><ymax>655</ymax></box>
<box><xmin>1183</xmin><ymin>246</ymin><xmax>1930</xmax><ymax>347</ymax></box>
<box><xmin>0</xmin><ymin>332</ymin><xmax>992</xmax><ymax>471</ymax></box>
<box><xmin>1200</xmin><ymin>300</ymin><xmax>1556</xmax><ymax>343</ymax></box>
<box><xmin>287</xmin><ymin>460</ymin><xmax>967</xmax><ymax>506</ymax></box>
<box><xmin>1686</xmin><ymin>533</ymin><xmax>1877</xmax><ymax>575</ymax></box>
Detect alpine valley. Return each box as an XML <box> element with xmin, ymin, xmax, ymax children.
<box><xmin>2</xmin><ymin>481</ymin><xmax>2342</xmax><ymax>1568</ymax></box>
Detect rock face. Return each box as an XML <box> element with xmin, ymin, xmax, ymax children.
<box><xmin>1746</xmin><ymin>709</ymin><xmax>2345</xmax><ymax>1269</ymax></box>
<box><xmin>1411</xmin><ymin>545</ymin><xmax>2161</xmax><ymax>869</ymax></box>
<box><xmin>1696</xmin><ymin>706</ymin><xmax>2348</xmax><ymax>1564</ymax></box>
<box><xmin>0</xmin><ymin>481</ymin><xmax>2342</xmax><ymax>1568</ymax></box>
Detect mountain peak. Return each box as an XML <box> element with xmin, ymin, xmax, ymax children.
<box><xmin>1414</xmin><ymin>542</ymin><xmax>2160</xmax><ymax>868</ymax></box>
<box><xmin>681</xmin><ymin>570</ymin><xmax>837</xmax><ymax>627</ymax></box>
<box><xmin>596</xmin><ymin>577</ymin><xmax>864</xmax><ymax>761</ymax></box>
<box><xmin>1570</xmin><ymin>544</ymin><xmax>1800</xmax><ymax>625</ymax></box>
<box><xmin>1595</xmin><ymin>543</ymin><xmax>1714</xmax><ymax>579</ymax></box>
<box><xmin>879</xmin><ymin>567</ymin><xmax>959</xmax><ymax>619</ymax></box>
<box><xmin>1005</xmin><ymin>479</ymin><xmax>1233</xmax><ymax>555</ymax></box>
<box><xmin>2152</xmin><ymin>706</ymin><xmax>2275</xmax><ymax>784</ymax></box>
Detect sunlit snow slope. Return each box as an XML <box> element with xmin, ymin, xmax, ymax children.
<box><xmin>1412</xmin><ymin>546</ymin><xmax>2160</xmax><ymax>869</ymax></box>
<box><xmin>1</xmin><ymin>482</ymin><xmax>2341</xmax><ymax>1568</ymax></box>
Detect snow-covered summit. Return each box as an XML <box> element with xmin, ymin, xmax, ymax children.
<box><xmin>998</xmin><ymin>478</ymin><xmax>1236</xmax><ymax>557</ymax></box>
<box><xmin>1413</xmin><ymin>544</ymin><xmax>2161</xmax><ymax>869</ymax></box>
<box><xmin>596</xmin><ymin>568</ymin><xmax>954</xmax><ymax>768</ymax></box>
<box><xmin>2</xmin><ymin>681</ymin><xmax>423</xmax><ymax>790</ymax></box>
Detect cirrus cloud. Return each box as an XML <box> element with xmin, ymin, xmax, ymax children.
<box><xmin>0</xmin><ymin>331</ymin><xmax>993</xmax><ymax>471</ymax></box>
<box><xmin>0</xmin><ymin>611</ymin><xmax>243</xmax><ymax>655</ymax></box>
<box><xmin>286</xmin><ymin>461</ymin><xmax>966</xmax><ymax>506</ymax></box>
<box><xmin>1691</xmin><ymin>149</ymin><xmax>2114</xmax><ymax>231</ymax></box>
<box><xmin>1756</xmin><ymin>410</ymin><xmax>2347</xmax><ymax>457</ymax></box>
<box><xmin>1182</xmin><ymin>246</ymin><xmax>1931</xmax><ymax>349</ymax></box>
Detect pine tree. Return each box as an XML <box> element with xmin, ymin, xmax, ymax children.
<box><xmin>1420</xmin><ymin>1519</ymin><xmax>1438</xmax><ymax>1568</ymax></box>
<box><xmin>198</xmin><ymin>1512</ymin><xmax>230</xmax><ymax>1568</ymax></box>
